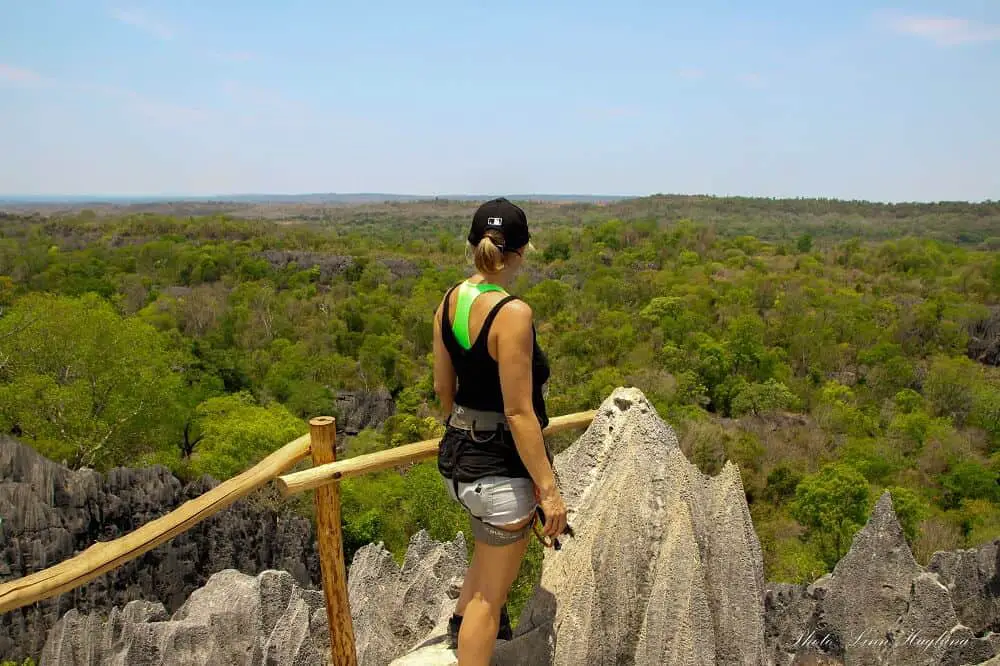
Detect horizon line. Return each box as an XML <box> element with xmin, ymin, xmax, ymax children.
<box><xmin>1</xmin><ymin>192</ymin><xmax>997</xmax><ymax>205</ymax></box>
<box><xmin>0</xmin><ymin>191</ymin><xmax>632</xmax><ymax>199</ymax></box>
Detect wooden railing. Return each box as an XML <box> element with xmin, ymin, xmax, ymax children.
<box><xmin>0</xmin><ymin>433</ymin><xmax>312</xmax><ymax>614</ymax></box>
<box><xmin>0</xmin><ymin>409</ymin><xmax>597</xmax><ymax>665</ymax></box>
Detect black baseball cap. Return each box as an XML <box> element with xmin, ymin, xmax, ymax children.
<box><xmin>468</xmin><ymin>197</ymin><xmax>530</xmax><ymax>252</ymax></box>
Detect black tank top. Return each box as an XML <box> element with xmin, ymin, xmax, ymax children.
<box><xmin>437</xmin><ymin>282</ymin><xmax>551</xmax><ymax>482</ymax></box>
<box><xmin>440</xmin><ymin>282</ymin><xmax>550</xmax><ymax>428</ymax></box>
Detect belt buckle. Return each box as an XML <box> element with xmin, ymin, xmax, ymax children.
<box><xmin>452</xmin><ymin>406</ymin><xmax>469</xmax><ymax>428</ymax></box>
<box><xmin>450</xmin><ymin>408</ymin><xmax>473</xmax><ymax>431</ymax></box>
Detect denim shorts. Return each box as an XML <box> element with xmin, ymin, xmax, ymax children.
<box><xmin>444</xmin><ymin>475</ymin><xmax>537</xmax><ymax>545</ymax></box>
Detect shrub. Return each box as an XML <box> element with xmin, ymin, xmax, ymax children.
<box><xmin>766</xmin><ymin>537</ymin><xmax>827</xmax><ymax>583</ymax></box>
<box><xmin>940</xmin><ymin>461</ymin><xmax>1000</xmax><ymax>509</ymax></box>
<box><xmin>814</xmin><ymin>382</ymin><xmax>879</xmax><ymax>437</ymax></box>
<box><xmin>893</xmin><ymin>388</ymin><xmax>924</xmax><ymax>414</ymax></box>
<box><xmin>958</xmin><ymin>499</ymin><xmax>1000</xmax><ymax>546</ymax></box>
<box><xmin>757</xmin><ymin>511</ymin><xmax>826</xmax><ymax>583</ymax></box>
<box><xmin>886</xmin><ymin>486</ymin><xmax>930</xmax><ymax>544</ymax></box>
<box><xmin>681</xmin><ymin>421</ymin><xmax>727</xmax><ymax>476</ymax></box>
<box><xmin>188</xmin><ymin>392</ymin><xmax>305</xmax><ymax>480</ymax></box>
<box><xmin>764</xmin><ymin>465</ymin><xmax>802</xmax><ymax>505</ymax></box>
<box><xmin>731</xmin><ymin>379</ymin><xmax>800</xmax><ymax>417</ymax></box>
<box><xmin>923</xmin><ymin>355</ymin><xmax>980</xmax><ymax>427</ymax></box>
<box><xmin>838</xmin><ymin>438</ymin><xmax>904</xmax><ymax>486</ymax></box>
<box><xmin>790</xmin><ymin>463</ymin><xmax>871</xmax><ymax>567</ymax></box>
<box><xmin>971</xmin><ymin>387</ymin><xmax>1000</xmax><ymax>450</ymax></box>
<box><xmin>912</xmin><ymin>515</ymin><xmax>964</xmax><ymax>565</ymax></box>
<box><xmin>887</xmin><ymin>411</ymin><xmax>953</xmax><ymax>454</ymax></box>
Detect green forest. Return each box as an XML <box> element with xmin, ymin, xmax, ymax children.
<box><xmin>2</xmin><ymin>195</ymin><xmax>1000</xmax><ymax>620</ymax></box>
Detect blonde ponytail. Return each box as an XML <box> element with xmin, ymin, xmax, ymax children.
<box><xmin>472</xmin><ymin>230</ymin><xmax>506</xmax><ymax>274</ymax></box>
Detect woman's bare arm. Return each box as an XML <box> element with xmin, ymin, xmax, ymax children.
<box><xmin>495</xmin><ymin>301</ymin><xmax>567</xmax><ymax>536</ymax></box>
<box><xmin>432</xmin><ymin>300</ymin><xmax>457</xmax><ymax>419</ymax></box>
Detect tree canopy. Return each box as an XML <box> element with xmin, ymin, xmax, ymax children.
<box><xmin>1</xmin><ymin>195</ymin><xmax>999</xmax><ymax>598</ymax></box>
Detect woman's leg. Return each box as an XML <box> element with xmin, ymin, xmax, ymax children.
<box><xmin>455</xmin><ymin>550</ymin><xmax>479</xmax><ymax>616</ymax></box>
<box><xmin>457</xmin><ymin>515</ymin><xmax>532</xmax><ymax>666</ymax></box>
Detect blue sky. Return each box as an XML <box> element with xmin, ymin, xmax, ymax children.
<box><xmin>1</xmin><ymin>1</ymin><xmax>998</xmax><ymax>201</ymax></box>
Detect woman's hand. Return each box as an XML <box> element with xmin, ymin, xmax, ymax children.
<box><xmin>535</xmin><ymin>484</ymin><xmax>568</xmax><ymax>539</ymax></box>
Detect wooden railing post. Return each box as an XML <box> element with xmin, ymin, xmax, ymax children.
<box><xmin>310</xmin><ymin>416</ymin><xmax>357</xmax><ymax>666</ymax></box>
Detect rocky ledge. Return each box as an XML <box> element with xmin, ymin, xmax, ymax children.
<box><xmin>40</xmin><ymin>530</ymin><xmax>466</xmax><ymax>666</ymax></box>
<box><xmin>0</xmin><ymin>437</ymin><xmax>320</xmax><ymax>662</ymax></box>
<box><xmin>765</xmin><ymin>494</ymin><xmax>1000</xmax><ymax>666</ymax></box>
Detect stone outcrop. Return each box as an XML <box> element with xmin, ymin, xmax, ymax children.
<box><xmin>334</xmin><ymin>389</ymin><xmax>396</xmax><ymax>438</ymax></box>
<box><xmin>41</xmin><ymin>569</ymin><xmax>330</xmax><ymax>666</ymax></box>
<box><xmin>397</xmin><ymin>386</ymin><xmax>769</xmax><ymax>666</ymax></box>
<box><xmin>0</xmin><ymin>436</ymin><xmax>320</xmax><ymax>663</ymax></box>
<box><xmin>378</xmin><ymin>257</ymin><xmax>421</xmax><ymax>280</ymax></box>
<box><xmin>503</xmin><ymin>387</ymin><xmax>768</xmax><ymax>665</ymax></box>
<box><xmin>348</xmin><ymin>531</ymin><xmax>467</xmax><ymax>665</ymax></box>
<box><xmin>39</xmin><ymin>530</ymin><xmax>466</xmax><ymax>666</ymax></box>
<box><xmin>968</xmin><ymin>308</ymin><xmax>1000</xmax><ymax>367</ymax></box>
<box><xmin>253</xmin><ymin>252</ymin><xmax>419</xmax><ymax>283</ymax></box>
<box><xmin>928</xmin><ymin>539</ymin><xmax>1000</xmax><ymax>636</ymax></box>
<box><xmin>764</xmin><ymin>493</ymin><xmax>1000</xmax><ymax>666</ymax></box>
<box><xmin>256</xmin><ymin>251</ymin><xmax>356</xmax><ymax>281</ymax></box>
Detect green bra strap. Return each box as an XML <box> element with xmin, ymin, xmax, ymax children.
<box><xmin>453</xmin><ymin>280</ymin><xmax>507</xmax><ymax>349</ymax></box>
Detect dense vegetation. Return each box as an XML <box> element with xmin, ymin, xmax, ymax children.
<box><xmin>2</xmin><ymin>196</ymin><xmax>1000</xmax><ymax>619</ymax></box>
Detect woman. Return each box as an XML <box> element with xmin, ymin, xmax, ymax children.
<box><xmin>433</xmin><ymin>197</ymin><xmax>568</xmax><ymax>665</ymax></box>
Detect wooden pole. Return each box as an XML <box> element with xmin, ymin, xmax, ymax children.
<box><xmin>277</xmin><ymin>409</ymin><xmax>598</xmax><ymax>496</ymax></box>
<box><xmin>309</xmin><ymin>416</ymin><xmax>357</xmax><ymax>666</ymax></box>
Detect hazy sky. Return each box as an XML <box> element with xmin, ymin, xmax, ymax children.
<box><xmin>1</xmin><ymin>1</ymin><xmax>998</xmax><ymax>201</ymax></box>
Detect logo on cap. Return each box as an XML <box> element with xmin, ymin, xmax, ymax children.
<box><xmin>487</xmin><ymin>217</ymin><xmax>503</xmax><ymax>227</ymax></box>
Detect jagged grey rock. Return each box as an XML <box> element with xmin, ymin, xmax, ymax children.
<box><xmin>967</xmin><ymin>307</ymin><xmax>1000</xmax><ymax>366</ymax></box>
<box><xmin>765</xmin><ymin>492</ymin><xmax>1000</xmax><ymax>666</ymax></box>
<box><xmin>821</xmin><ymin>491</ymin><xmax>925</xmax><ymax>663</ymax></box>
<box><xmin>494</xmin><ymin>387</ymin><xmax>768</xmax><ymax>666</ymax></box>
<box><xmin>378</xmin><ymin>257</ymin><xmax>421</xmax><ymax>280</ymax></box>
<box><xmin>928</xmin><ymin>540</ymin><xmax>1000</xmax><ymax>637</ymax></box>
<box><xmin>40</xmin><ymin>530</ymin><xmax>466</xmax><ymax>666</ymax></box>
<box><xmin>0</xmin><ymin>435</ymin><xmax>320</xmax><ymax>663</ymax></box>
<box><xmin>40</xmin><ymin>569</ymin><xmax>330</xmax><ymax>666</ymax></box>
<box><xmin>334</xmin><ymin>389</ymin><xmax>396</xmax><ymax>438</ymax></box>
<box><xmin>256</xmin><ymin>250</ymin><xmax>356</xmax><ymax>281</ymax></box>
<box><xmin>348</xmin><ymin>530</ymin><xmax>467</xmax><ymax>666</ymax></box>
<box><xmin>974</xmin><ymin>655</ymin><xmax>1000</xmax><ymax>666</ymax></box>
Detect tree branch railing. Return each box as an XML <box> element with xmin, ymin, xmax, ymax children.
<box><xmin>275</xmin><ymin>410</ymin><xmax>597</xmax><ymax>495</ymax></box>
<box><xmin>0</xmin><ymin>409</ymin><xmax>598</xmax><ymax>665</ymax></box>
<box><xmin>0</xmin><ymin>433</ymin><xmax>312</xmax><ymax>615</ymax></box>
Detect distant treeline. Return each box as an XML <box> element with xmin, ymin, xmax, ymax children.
<box><xmin>4</xmin><ymin>195</ymin><xmax>999</xmax><ymax>246</ymax></box>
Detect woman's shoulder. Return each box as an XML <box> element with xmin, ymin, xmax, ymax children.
<box><xmin>496</xmin><ymin>296</ymin><xmax>532</xmax><ymax>322</ymax></box>
<box><xmin>434</xmin><ymin>281</ymin><xmax>464</xmax><ymax>312</ymax></box>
